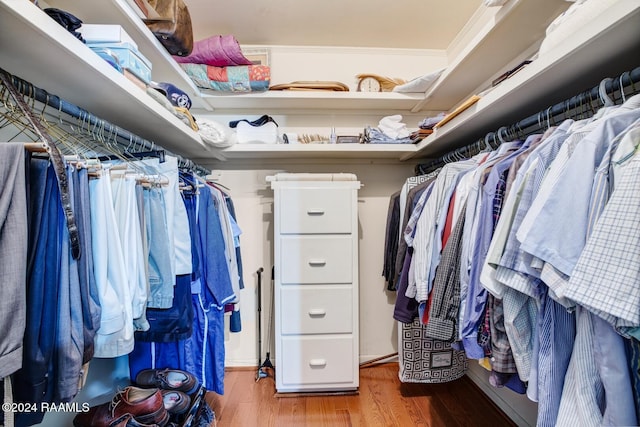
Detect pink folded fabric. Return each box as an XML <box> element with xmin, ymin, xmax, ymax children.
<box><xmin>173</xmin><ymin>35</ymin><xmax>253</xmax><ymax>67</ymax></box>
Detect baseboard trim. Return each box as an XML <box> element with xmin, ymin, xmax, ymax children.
<box><xmin>465</xmin><ymin>363</ymin><xmax>536</xmax><ymax>427</ymax></box>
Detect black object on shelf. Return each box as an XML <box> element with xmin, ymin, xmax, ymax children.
<box><xmin>492</xmin><ymin>60</ymin><xmax>532</xmax><ymax>87</ymax></box>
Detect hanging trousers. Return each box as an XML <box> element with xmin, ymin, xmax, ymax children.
<box><xmin>0</xmin><ymin>144</ymin><xmax>27</xmax><ymax>379</ymax></box>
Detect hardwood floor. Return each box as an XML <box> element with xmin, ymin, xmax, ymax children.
<box><xmin>205</xmin><ymin>363</ymin><xmax>516</xmax><ymax>427</ymax></box>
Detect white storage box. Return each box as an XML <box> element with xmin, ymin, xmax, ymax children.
<box><xmin>79</xmin><ymin>24</ymin><xmax>138</xmax><ymax>50</ymax></box>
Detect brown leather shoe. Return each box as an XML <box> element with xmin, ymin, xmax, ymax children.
<box><xmin>135</xmin><ymin>369</ymin><xmax>199</xmax><ymax>394</ymax></box>
<box><xmin>161</xmin><ymin>390</ymin><xmax>191</xmax><ymax>415</ymax></box>
<box><xmin>108</xmin><ymin>413</ymin><xmax>161</xmax><ymax>427</ymax></box>
<box><xmin>73</xmin><ymin>387</ymin><xmax>169</xmax><ymax>427</ymax></box>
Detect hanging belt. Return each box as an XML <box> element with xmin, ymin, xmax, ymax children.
<box><xmin>0</xmin><ymin>70</ymin><xmax>81</xmax><ymax>260</ymax></box>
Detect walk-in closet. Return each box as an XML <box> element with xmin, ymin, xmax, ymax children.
<box><xmin>1</xmin><ymin>0</ymin><xmax>639</xmax><ymax>426</ymax></box>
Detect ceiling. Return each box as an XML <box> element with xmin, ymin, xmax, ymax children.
<box><xmin>184</xmin><ymin>0</ymin><xmax>484</xmax><ymax>49</ymax></box>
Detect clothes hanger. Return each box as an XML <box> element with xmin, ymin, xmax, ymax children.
<box><xmin>497</xmin><ymin>126</ymin><xmax>509</xmax><ymax>144</ymax></box>
<box><xmin>599</xmin><ymin>77</ymin><xmax>615</xmax><ymax>107</ymax></box>
<box><xmin>483</xmin><ymin>133</ymin><xmax>494</xmax><ymax>151</ymax></box>
<box><xmin>0</xmin><ymin>69</ymin><xmax>81</xmax><ymax>259</ymax></box>
<box><xmin>619</xmin><ymin>71</ymin><xmax>629</xmax><ymax>103</ymax></box>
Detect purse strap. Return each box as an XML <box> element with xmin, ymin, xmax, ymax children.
<box><xmin>0</xmin><ymin>70</ymin><xmax>81</xmax><ymax>260</ymax></box>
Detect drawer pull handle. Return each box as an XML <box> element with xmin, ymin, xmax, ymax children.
<box><xmin>308</xmin><ymin>259</ymin><xmax>326</xmax><ymax>267</ymax></box>
<box><xmin>307</xmin><ymin>209</ymin><xmax>325</xmax><ymax>216</ymax></box>
<box><xmin>309</xmin><ymin>359</ymin><xmax>327</xmax><ymax>368</ymax></box>
<box><xmin>308</xmin><ymin>309</ymin><xmax>326</xmax><ymax>317</ymax></box>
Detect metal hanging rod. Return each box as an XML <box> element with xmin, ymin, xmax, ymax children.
<box><xmin>3</xmin><ymin>69</ymin><xmax>210</xmax><ymax>176</ymax></box>
<box><xmin>416</xmin><ymin>66</ymin><xmax>640</xmax><ymax>175</ymax></box>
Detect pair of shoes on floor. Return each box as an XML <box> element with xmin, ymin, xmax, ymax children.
<box><xmin>109</xmin><ymin>413</ymin><xmax>181</xmax><ymax>427</ymax></box>
<box><xmin>135</xmin><ymin>368</ymin><xmax>199</xmax><ymax>415</ymax></box>
<box><xmin>73</xmin><ymin>387</ymin><xmax>170</xmax><ymax>427</ymax></box>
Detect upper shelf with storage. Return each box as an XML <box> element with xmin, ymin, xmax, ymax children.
<box><xmin>1</xmin><ymin>0</ymin><xmax>638</xmax><ymax>163</ymax></box>
<box><xmin>199</xmin><ymin>0</ymin><xmax>569</xmax><ymax>114</ymax></box>
<box><xmin>211</xmin><ymin>0</ymin><xmax>640</xmax><ymax>162</ymax></box>
<box><xmin>405</xmin><ymin>0</ymin><xmax>640</xmax><ymax>160</ymax></box>
<box><xmin>413</xmin><ymin>0</ymin><xmax>569</xmax><ymax>112</ymax></box>
<box><xmin>215</xmin><ymin>142</ymin><xmax>419</xmax><ymax>161</ymax></box>
<box><xmin>0</xmin><ymin>0</ymin><xmax>220</xmax><ymax>160</ymax></box>
<box><xmin>200</xmin><ymin>91</ymin><xmax>426</xmax><ymax>113</ymax></box>
<box><xmin>43</xmin><ymin>0</ymin><xmax>206</xmax><ymax>107</ymax></box>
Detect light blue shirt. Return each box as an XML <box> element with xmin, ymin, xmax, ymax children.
<box><xmin>521</xmin><ymin>96</ymin><xmax>640</xmax><ymax>426</ymax></box>
<box><xmin>518</xmin><ymin>103</ymin><xmax>640</xmax><ymax>282</ymax></box>
<box><xmin>460</xmin><ymin>140</ymin><xmax>525</xmax><ymax>358</ymax></box>
<box><xmin>493</xmin><ymin>120</ymin><xmax>574</xmax><ymax>297</ymax></box>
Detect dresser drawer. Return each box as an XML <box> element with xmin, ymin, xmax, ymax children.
<box><xmin>279</xmin><ymin>188</ymin><xmax>353</xmax><ymax>234</ymax></box>
<box><xmin>280</xmin><ymin>235</ymin><xmax>353</xmax><ymax>284</ymax></box>
<box><xmin>280</xmin><ymin>336</ymin><xmax>355</xmax><ymax>386</ymax></box>
<box><xmin>280</xmin><ymin>286</ymin><xmax>353</xmax><ymax>335</ymax></box>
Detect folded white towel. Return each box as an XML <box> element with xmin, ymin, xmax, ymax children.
<box><xmin>378</xmin><ymin>115</ymin><xmax>410</xmax><ymax>139</ymax></box>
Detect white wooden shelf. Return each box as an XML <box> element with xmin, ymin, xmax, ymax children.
<box><xmin>201</xmin><ymin>0</ymin><xmax>569</xmax><ymax>115</ymax></box>
<box><xmin>217</xmin><ymin>143</ymin><xmax>418</xmax><ymax>160</ymax></box>
<box><xmin>45</xmin><ymin>0</ymin><xmax>207</xmax><ymax>108</ymax></box>
<box><xmin>0</xmin><ymin>0</ymin><xmax>221</xmax><ymax>160</ymax></box>
<box><xmin>404</xmin><ymin>0</ymin><xmax>640</xmax><ymax>160</ymax></box>
<box><xmin>414</xmin><ymin>0</ymin><xmax>571</xmax><ymax>113</ymax></box>
<box><xmin>2</xmin><ymin>0</ymin><xmax>637</xmax><ymax>163</ymax></box>
<box><xmin>200</xmin><ymin>91</ymin><xmax>426</xmax><ymax>113</ymax></box>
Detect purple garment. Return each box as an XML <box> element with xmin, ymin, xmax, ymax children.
<box><xmin>393</xmin><ymin>249</ymin><xmax>419</xmax><ymax>323</ymax></box>
<box><xmin>173</xmin><ymin>35</ymin><xmax>253</xmax><ymax>66</ymax></box>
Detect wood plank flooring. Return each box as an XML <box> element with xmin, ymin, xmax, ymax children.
<box><xmin>205</xmin><ymin>363</ymin><xmax>516</xmax><ymax>427</ymax></box>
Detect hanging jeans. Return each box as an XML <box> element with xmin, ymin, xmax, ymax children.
<box><xmin>135</xmin><ymin>274</ymin><xmax>194</xmax><ymax>343</ymax></box>
<box><xmin>144</xmin><ymin>186</ymin><xmax>174</xmax><ymax>309</ymax></box>
<box><xmin>129</xmin><ymin>187</ymin><xmax>196</xmax><ymax>378</ymax></box>
<box><xmin>198</xmin><ymin>187</ymin><xmax>235</xmax><ymax>307</ymax></box>
<box><xmin>0</xmin><ymin>144</ymin><xmax>27</xmax><ymax>379</ymax></box>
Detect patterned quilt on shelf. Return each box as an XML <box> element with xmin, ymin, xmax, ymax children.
<box><xmin>180</xmin><ymin>63</ymin><xmax>270</xmax><ymax>92</ymax></box>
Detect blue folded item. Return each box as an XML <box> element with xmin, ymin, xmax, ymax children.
<box><xmin>88</xmin><ymin>42</ymin><xmax>152</xmax><ymax>84</ymax></box>
<box><xmin>92</xmin><ymin>49</ymin><xmax>123</xmax><ymax>74</ymax></box>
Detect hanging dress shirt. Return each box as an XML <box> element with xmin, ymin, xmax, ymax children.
<box><xmin>410</xmin><ymin>160</ymin><xmax>476</xmax><ymax>304</ymax></box>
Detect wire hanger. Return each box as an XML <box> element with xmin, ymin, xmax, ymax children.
<box><xmin>0</xmin><ymin>69</ymin><xmax>82</xmax><ymax>259</ymax></box>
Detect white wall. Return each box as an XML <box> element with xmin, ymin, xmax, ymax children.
<box><xmin>200</xmin><ymin>159</ymin><xmax>416</xmax><ymax>366</ymax></box>
<box><xmin>190</xmin><ymin>44</ymin><xmax>538</xmax><ymax>425</ymax></box>
<box><xmin>189</xmin><ymin>45</ymin><xmax>446</xmax><ymax>366</ymax></box>
<box><xmin>246</xmin><ymin>45</ymin><xmax>448</xmax><ymax>91</ymax></box>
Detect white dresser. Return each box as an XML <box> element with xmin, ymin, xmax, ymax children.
<box><xmin>268</xmin><ymin>173</ymin><xmax>360</xmax><ymax>393</ymax></box>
